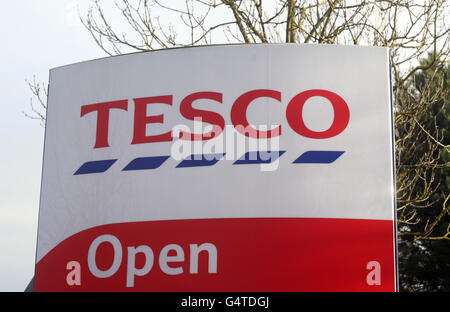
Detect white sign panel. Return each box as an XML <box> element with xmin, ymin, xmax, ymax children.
<box><xmin>35</xmin><ymin>44</ymin><xmax>397</xmax><ymax>291</ymax></box>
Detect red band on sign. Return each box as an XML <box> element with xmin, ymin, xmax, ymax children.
<box><xmin>35</xmin><ymin>218</ymin><xmax>396</xmax><ymax>292</ymax></box>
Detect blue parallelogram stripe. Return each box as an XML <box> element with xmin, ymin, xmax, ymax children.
<box><xmin>176</xmin><ymin>153</ymin><xmax>226</xmax><ymax>168</ymax></box>
<box><xmin>123</xmin><ymin>156</ymin><xmax>170</xmax><ymax>171</ymax></box>
<box><xmin>293</xmin><ymin>151</ymin><xmax>344</xmax><ymax>164</ymax></box>
<box><xmin>74</xmin><ymin>159</ymin><xmax>117</xmax><ymax>175</ymax></box>
<box><xmin>233</xmin><ymin>151</ymin><xmax>286</xmax><ymax>165</ymax></box>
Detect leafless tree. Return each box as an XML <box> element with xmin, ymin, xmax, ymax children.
<box><xmin>24</xmin><ymin>76</ymin><xmax>47</xmax><ymax>127</ymax></box>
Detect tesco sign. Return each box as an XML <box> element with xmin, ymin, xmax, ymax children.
<box><xmin>80</xmin><ymin>89</ymin><xmax>349</xmax><ymax>148</ymax></box>
<box><xmin>35</xmin><ymin>44</ymin><xmax>397</xmax><ymax>291</ymax></box>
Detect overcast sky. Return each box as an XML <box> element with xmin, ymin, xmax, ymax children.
<box><xmin>0</xmin><ymin>0</ymin><xmax>105</xmax><ymax>291</ymax></box>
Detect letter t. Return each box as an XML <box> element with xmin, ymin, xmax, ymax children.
<box><xmin>81</xmin><ymin>100</ymin><xmax>128</xmax><ymax>148</ymax></box>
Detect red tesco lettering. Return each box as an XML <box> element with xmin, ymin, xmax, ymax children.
<box><xmin>80</xmin><ymin>89</ymin><xmax>350</xmax><ymax>148</ymax></box>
